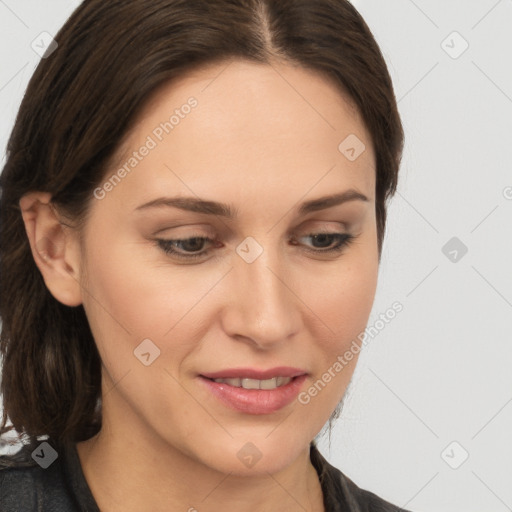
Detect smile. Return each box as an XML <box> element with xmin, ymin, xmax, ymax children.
<box><xmin>210</xmin><ymin>377</ymin><xmax>292</xmax><ymax>389</ymax></box>
<box><xmin>199</xmin><ymin>370</ymin><xmax>308</xmax><ymax>414</ymax></box>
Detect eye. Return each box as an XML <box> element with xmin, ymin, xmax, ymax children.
<box><xmin>155</xmin><ymin>231</ymin><xmax>356</xmax><ymax>261</ymax></box>
<box><xmin>293</xmin><ymin>232</ymin><xmax>356</xmax><ymax>254</ymax></box>
<box><xmin>156</xmin><ymin>236</ymin><xmax>216</xmax><ymax>260</ymax></box>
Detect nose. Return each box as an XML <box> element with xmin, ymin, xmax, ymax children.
<box><xmin>220</xmin><ymin>241</ymin><xmax>302</xmax><ymax>350</ymax></box>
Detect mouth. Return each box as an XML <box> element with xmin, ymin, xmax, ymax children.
<box><xmin>205</xmin><ymin>376</ymin><xmax>294</xmax><ymax>390</ymax></box>
<box><xmin>199</xmin><ymin>367</ymin><xmax>308</xmax><ymax>415</ymax></box>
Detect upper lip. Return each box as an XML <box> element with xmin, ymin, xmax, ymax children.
<box><xmin>201</xmin><ymin>367</ymin><xmax>307</xmax><ymax>380</ymax></box>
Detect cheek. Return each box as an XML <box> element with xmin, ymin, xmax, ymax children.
<box><xmin>306</xmin><ymin>246</ymin><xmax>379</xmax><ymax>344</ymax></box>
<box><xmin>82</xmin><ymin>236</ymin><xmax>187</xmax><ymax>330</ymax></box>
<box><xmin>300</xmin><ymin>241</ymin><xmax>378</xmax><ymax>399</ymax></box>
<box><xmin>79</xmin><ymin>237</ymin><xmax>223</xmax><ymax>372</ymax></box>
<box><xmin>296</xmin><ymin>259</ymin><xmax>378</xmax><ymax>415</ymax></box>
<box><xmin>328</xmin><ymin>265</ymin><xmax>377</xmax><ymax>342</ymax></box>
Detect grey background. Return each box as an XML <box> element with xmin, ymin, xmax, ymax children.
<box><xmin>0</xmin><ymin>1</ymin><xmax>511</xmax><ymax>511</ymax></box>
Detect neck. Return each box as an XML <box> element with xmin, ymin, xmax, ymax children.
<box><xmin>76</xmin><ymin>411</ymin><xmax>325</xmax><ymax>512</ymax></box>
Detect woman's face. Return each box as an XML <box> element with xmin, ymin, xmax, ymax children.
<box><xmin>77</xmin><ymin>59</ymin><xmax>378</xmax><ymax>474</ymax></box>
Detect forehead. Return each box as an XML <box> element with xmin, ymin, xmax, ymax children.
<box><xmin>102</xmin><ymin>59</ymin><xmax>375</xmax><ymax>211</ymax></box>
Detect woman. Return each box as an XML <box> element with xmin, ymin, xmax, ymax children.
<box><xmin>0</xmin><ymin>1</ymin><xmax>409</xmax><ymax>510</ymax></box>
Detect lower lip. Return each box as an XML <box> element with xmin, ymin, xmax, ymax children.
<box><xmin>199</xmin><ymin>375</ymin><xmax>308</xmax><ymax>415</ymax></box>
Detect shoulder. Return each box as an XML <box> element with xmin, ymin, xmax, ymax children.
<box><xmin>337</xmin><ymin>470</ymin><xmax>411</xmax><ymax>512</ymax></box>
<box><xmin>0</xmin><ymin>441</ymin><xmax>78</xmax><ymax>512</ymax></box>
<box><xmin>310</xmin><ymin>443</ymin><xmax>413</xmax><ymax>512</ymax></box>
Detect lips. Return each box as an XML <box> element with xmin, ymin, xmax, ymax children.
<box><xmin>199</xmin><ymin>367</ymin><xmax>308</xmax><ymax>415</ymax></box>
<box><xmin>201</xmin><ymin>366</ymin><xmax>307</xmax><ymax>380</ymax></box>
<box><xmin>209</xmin><ymin>376</ymin><xmax>292</xmax><ymax>390</ymax></box>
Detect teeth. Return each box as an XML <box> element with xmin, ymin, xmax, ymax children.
<box><xmin>276</xmin><ymin>376</ymin><xmax>290</xmax><ymax>387</ymax></box>
<box><xmin>242</xmin><ymin>378</ymin><xmax>261</xmax><ymax>390</ymax></box>
<box><xmin>212</xmin><ymin>376</ymin><xmax>292</xmax><ymax>389</ymax></box>
<box><xmin>259</xmin><ymin>377</ymin><xmax>277</xmax><ymax>390</ymax></box>
<box><xmin>215</xmin><ymin>378</ymin><xmax>241</xmax><ymax>387</ymax></box>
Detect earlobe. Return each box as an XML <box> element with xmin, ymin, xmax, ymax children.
<box><xmin>19</xmin><ymin>191</ymin><xmax>83</xmax><ymax>307</ymax></box>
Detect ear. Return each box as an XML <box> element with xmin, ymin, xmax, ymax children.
<box><xmin>19</xmin><ymin>191</ymin><xmax>83</xmax><ymax>307</ymax></box>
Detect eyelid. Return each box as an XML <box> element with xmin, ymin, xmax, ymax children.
<box><xmin>155</xmin><ymin>230</ymin><xmax>357</xmax><ymax>261</ymax></box>
<box><xmin>152</xmin><ymin>224</ymin><xmax>217</xmax><ymax>237</ymax></box>
<box><xmin>153</xmin><ymin>218</ymin><xmax>350</xmax><ymax>236</ymax></box>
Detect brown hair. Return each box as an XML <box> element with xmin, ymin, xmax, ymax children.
<box><xmin>0</xmin><ymin>0</ymin><xmax>404</xmax><ymax>447</ymax></box>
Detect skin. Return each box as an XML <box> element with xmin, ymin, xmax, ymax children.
<box><xmin>20</xmin><ymin>58</ymin><xmax>378</xmax><ymax>512</ymax></box>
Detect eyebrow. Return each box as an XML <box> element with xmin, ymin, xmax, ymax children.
<box><xmin>134</xmin><ymin>189</ymin><xmax>369</xmax><ymax>218</ymax></box>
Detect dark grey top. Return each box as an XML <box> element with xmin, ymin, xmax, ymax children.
<box><xmin>0</xmin><ymin>439</ymin><xmax>411</xmax><ymax>511</ymax></box>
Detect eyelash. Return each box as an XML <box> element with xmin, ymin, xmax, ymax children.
<box><xmin>156</xmin><ymin>232</ymin><xmax>356</xmax><ymax>261</ymax></box>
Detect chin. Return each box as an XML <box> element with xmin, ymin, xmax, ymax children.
<box><xmin>186</xmin><ymin>430</ymin><xmax>314</xmax><ymax>477</ymax></box>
